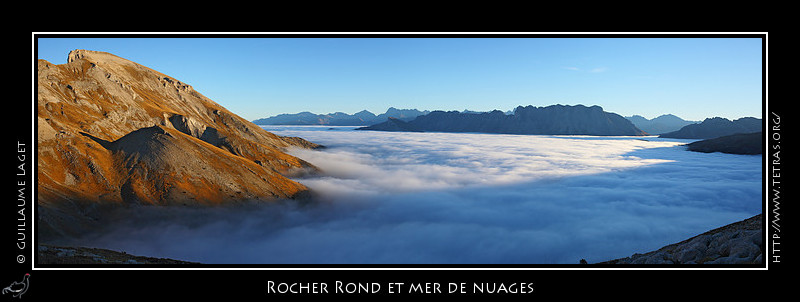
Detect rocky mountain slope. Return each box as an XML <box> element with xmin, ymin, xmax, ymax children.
<box><xmin>599</xmin><ymin>214</ymin><xmax>762</xmax><ymax>264</ymax></box>
<box><xmin>358</xmin><ymin>105</ymin><xmax>648</xmax><ymax>136</ymax></box>
<box><xmin>37</xmin><ymin>50</ymin><xmax>322</xmax><ymax>239</ymax></box>
<box><xmin>38</xmin><ymin>244</ymin><xmax>197</xmax><ymax>265</ymax></box>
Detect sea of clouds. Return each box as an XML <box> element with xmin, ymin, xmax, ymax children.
<box><xmin>73</xmin><ymin>126</ymin><xmax>763</xmax><ymax>264</ymax></box>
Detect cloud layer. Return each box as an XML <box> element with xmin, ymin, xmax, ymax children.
<box><xmin>71</xmin><ymin>126</ymin><xmax>763</xmax><ymax>264</ymax></box>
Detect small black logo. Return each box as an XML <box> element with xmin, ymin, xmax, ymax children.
<box><xmin>2</xmin><ymin>273</ymin><xmax>29</xmax><ymax>299</ymax></box>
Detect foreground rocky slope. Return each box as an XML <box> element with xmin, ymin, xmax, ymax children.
<box><xmin>38</xmin><ymin>245</ymin><xmax>197</xmax><ymax>265</ymax></box>
<box><xmin>599</xmin><ymin>214</ymin><xmax>762</xmax><ymax>264</ymax></box>
<box><xmin>37</xmin><ymin>50</ymin><xmax>321</xmax><ymax>239</ymax></box>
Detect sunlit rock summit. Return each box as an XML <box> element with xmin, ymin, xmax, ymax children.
<box><xmin>37</xmin><ymin>50</ymin><xmax>321</xmax><ymax>238</ymax></box>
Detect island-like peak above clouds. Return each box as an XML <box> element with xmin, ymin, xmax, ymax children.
<box><xmin>38</xmin><ymin>49</ymin><xmax>321</xmax><ymax>239</ymax></box>
<box><xmin>659</xmin><ymin>116</ymin><xmax>762</xmax><ymax>139</ymax></box>
<box><xmin>359</xmin><ymin>104</ymin><xmax>648</xmax><ymax>136</ymax></box>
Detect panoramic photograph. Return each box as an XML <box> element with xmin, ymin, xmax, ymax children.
<box><xmin>34</xmin><ymin>36</ymin><xmax>763</xmax><ymax>265</ymax></box>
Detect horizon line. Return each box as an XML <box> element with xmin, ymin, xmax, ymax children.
<box><xmin>251</xmin><ymin>104</ymin><xmax>761</xmax><ymax>122</ymax></box>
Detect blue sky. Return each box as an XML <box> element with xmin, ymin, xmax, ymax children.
<box><xmin>36</xmin><ymin>35</ymin><xmax>763</xmax><ymax>121</ymax></box>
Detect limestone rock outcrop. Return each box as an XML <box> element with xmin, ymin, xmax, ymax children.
<box><xmin>37</xmin><ymin>50</ymin><xmax>322</xmax><ymax>239</ymax></box>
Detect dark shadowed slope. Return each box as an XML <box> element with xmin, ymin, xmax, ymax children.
<box><xmin>686</xmin><ymin>132</ymin><xmax>762</xmax><ymax>155</ymax></box>
<box><xmin>659</xmin><ymin>117</ymin><xmax>761</xmax><ymax>139</ymax></box>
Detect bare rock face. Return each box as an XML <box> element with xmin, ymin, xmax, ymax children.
<box><xmin>600</xmin><ymin>214</ymin><xmax>763</xmax><ymax>264</ymax></box>
<box><xmin>37</xmin><ymin>50</ymin><xmax>321</xmax><ymax>239</ymax></box>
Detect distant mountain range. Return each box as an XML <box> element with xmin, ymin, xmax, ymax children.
<box><xmin>625</xmin><ymin>114</ymin><xmax>699</xmax><ymax>135</ymax></box>
<box><xmin>252</xmin><ymin>107</ymin><xmax>430</xmax><ymax>126</ymax></box>
<box><xmin>358</xmin><ymin>104</ymin><xmax>648</xmax><ymax>136</ymax></box>
<box><xmin>255</xmin><ymin>105</ymin><xmax>762</xmax><ymax>139</ymax></box>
